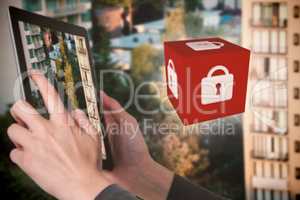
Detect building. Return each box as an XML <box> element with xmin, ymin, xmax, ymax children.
<box><xmin>20</xmin><ymin>22</ymin><xmax>47</xmax><ymax>70</ymax></box>
<box><xmin>201</xmin><ymin>0</ymin><xmax>241</xmax><ymax>11</ymax></box>
<box><xmin>109</xmin><ymin>19</ymin><xmax>164</xmax><ymax>70</ymax></box>
<box><xmin>224</xmin><ymin>0</ymin><xmax>241</xmax><ymax>10</ymax></box>
<box><xmin>94</xmin><ymin>5</ymin><xmax>132</xmax><ymax>38</ymax></box>
<box><xmin>243</xmin><ymin>0</ymin><xmax>300</xmax><ymax>200</ymax></box>
<box><xmin>22</xmin><ymin>0</ymin><xmax>92</xmax><ymax>34</ymax></box>
<box><xmin>134</xmin><ymin>19</ymin><xmax>164</xmax><ymax>34</ymax></box>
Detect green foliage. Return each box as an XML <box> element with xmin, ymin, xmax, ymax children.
<box><xmin>184</xmin><ymin>0</ymin><xmax>200</xmax><ymax>11</ymax></box>
<box><xmin>133</xmin><ymin>0</ymin><xmax>164</xmax><ymax>11</ymax></box>
<box><xmin>164</xmin><ymin>7</ymin><xmax>186</xmax><ymax>40</ymax></box>
<box><xmin>191</xmin><ymin>119</ymin><xmax>245</xmax><ymax>200</ymax></box>
<box><xmin>132</xmin><ymin>0</ymin><xmax>165</xmax><ymax>24</ymax></box>
<box><xmin>167</xmin><ymin>0</ymin><xmax>175</xmax><ymax>7</ymax></box>
<box><xmin>95</xmin><ymin>0</ymin><xmax>131</xmax><ymax>7</ymax></box>
<box><xmin>91</xmin><ymin>19</ymin><xmax>131</xmax><ymax>106</ymax></box>
<box><xmin>92</xmin><ymin>24</ymin><xmax>112</xmax><ymax>70</ymax></box>
<box><xmin>184</xmin><ymin>12</ymin><xmax>203</xmax><ymax>38</ymax></box>
<box><xmin>127</xmin><ymin>44</ymin><xmax>164</xmax><ymax>119</ymax></box>
<box><xmin>130</xmin><ymin>44</ymin><xmax>162</xmax><ymax>84</ymax></box>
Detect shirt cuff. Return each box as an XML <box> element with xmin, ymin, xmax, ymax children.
<box><xmin>95</xmin><ymin>184</ymin><xmax>138</xmax><ymax>200</ymax></box>
<box><xmin>167</xmin><ymin>175</ymin><xmax>227</xmax><ymax>200</ymax></box>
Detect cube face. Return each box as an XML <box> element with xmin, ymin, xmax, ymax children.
<box><xmin>164</xmin><ymin>38</ymin><xmax>250</xmax><ymax>125</ymax></box>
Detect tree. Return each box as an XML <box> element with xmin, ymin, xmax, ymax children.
<box><xmin>92</xmin><ymin>25</ymin><xmax>112</xmax><ymax>70</ymax></box>
<box><xmin>91</xmin><ymin>24</ymin><xmax>131</xmax><ymax>105</ymax></box>
<box><xmin>91</xmin><ymin>1</ymin><xmax>133</xmax><ymax>109</ymax></box>
<box><xmin>184</xmin><ymin>12</ymin><xmax>203</xmax><ymax>38</ymax></box>
<box><xmin>130</xmin><ymin>44</ymin><xmax>162</xmax><ymax>84</ymax></box>
<box><xmin>184</xmin><ymin>0</ymin><xmax>200</xmax><ymax>11</ymax></box>
<box><xmin>161</xmin><ymin>134</ymin><xmax>209</xmax><ymax>176</ymax></box>
<box><xmin>164</xmin><ymin>7</ymin><xmax>186</xmax><ymax>40</ymax></box>
<box><xmin>132</xmin><ymin>0</ymin><xmax>166</xmax><ymax>24</ymax></box>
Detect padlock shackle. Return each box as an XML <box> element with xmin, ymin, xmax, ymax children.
<box><xmin>185</xmin><ymin>41</ymin><xmax>224</xmax><ymax>51</ymax></box>
<box><xmin>207</xmin><ymin>65</ymin><xmax>229</xmax><ymax>77</ymax></box>
<box><xmin>168</xmin><ymin>59</ymin><xmax>175</xmax><ymax>70</ymax></box>
<box><xmin>211</xmin><ymin>42</ymin><xmax>224</xmax><ymax>47</ymax></box>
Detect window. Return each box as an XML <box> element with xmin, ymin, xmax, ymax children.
<box><xmin>81</xmin><ymin>12</ymin><xmax>91</xmax><ymax>22</ymax></box>
<box><xmin>253</xmin><ymin>162</ymin><xmax>257</xmax><ymax>176</ymax></box>
<box><xmin>252</xmin><ymin>3</ymin><xmax>284</xmax><ymax>27</ymax></box>
<box><xmin>46</xmin><ymin>0</ymin><xmax>57</xmax><ymax>11</ymax></box>
<box><xmin>295</xmin><ymin>141</ymin><xmax>300</xmax><ymax>153</ymax></box>
<box><xmin>295</xmin><ymin>88</ymin><xmax>300</xmax><ymax>99</ymax></box>
<box><xmin>295</xmin><ymin>61</ymin><xmax>300</xmax><ymax>73</ymax></box>
<box><xmin>67</xmin><ymin>0</ymin><xmax>76</xmax><ymax>7</ymax></box>
<box><xmin>271</xmin><ymin>137</ymin><xmax>275</xmax><ymax>153</ymax></box>
<box><xmin>296</xmin><ymin>168</ymin><xmax>300</xmax><ymax>179</ymax></box>
<box><xmin>270</xmin><ymin>190</ymin><xmax>274</xmax><ymax>200</ymax></box>
<box><xmin>295</xmin><ymin>114</ymin><xmax>300</xmax><ymax>126</ymax></box>
<box><xmin>262</xmin><ymin>162</ymin><xmax>265</xmax><ymax>177</ymax></box>
<box><xmin>262</xmin><ymin>189</ymin><xmax>266</xmax><ymax>200</ymax></box>
<box><xmin>24</xmin><ymin>23</ymin><xmax>29</xmax><ymax>31</ymax></box>
<box><xmin>26</xmin><ymin>36</ymin><xmax>32</xmax><ymax>45</ymax></box>
<box><xmin>32</xmin><ymin>36</ymin><xmax>37</xmax><ymax>45</ymax></box>
<box><xmin>294</xmin><ymin>33</ymin><xmax>300</xmax><ymax>46</ymax></box>
<box><xmin>67</xmin><ymin>15</ymin><xmax>77</xmax><ymax>24</ymax></box>
<box><xmin>270</xmin><ymin>163</ymin><xmax>274</xmax><ymax>177</ymax></box>
<box><xmin>254</xmin><ymin>188</ymin><xmax>257</xmax><ymax>200</ymax></box>
<box><xmin>29</xmin><ymin>49</ymin><xmax>35</xmax><ymax>59</ymax></box>
<box><xmin>31</xmin><ymin>63</ymin><xmax>36</xmax><ymax>69</ymax></box>
<box><xmin>88</xmin><ymin>29</ymin><xmax>92</xmax><ymax>40</ymax></box>
<box><xmin>23</xmin><ymin>0</ymin><xmax>42</xmax><ymax>12</ymax></box>
<box><xmin>279</xmin><ymin>164</ymin><xmax>282</xmax><ymax>178</ymax></box>
<box><xmin>264</xmin><ymin>58</ymin><xmax>270</xmax><ymax>76</ymax></box>
<box><xmin>295</xmin><ymin>6</ymin><xmax>300</xmax><ymax>18</ymax></box>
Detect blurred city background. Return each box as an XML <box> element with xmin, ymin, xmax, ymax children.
<box><xmin>0</xmin><ymin>0</ymin><xmax>299</xmax><ymax>200</ymax></box>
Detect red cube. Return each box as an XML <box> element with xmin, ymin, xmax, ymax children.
<box><xmin>164</xmin><ymin>38</ymin><xmax>250</xmax><ymax>125</ymax></box>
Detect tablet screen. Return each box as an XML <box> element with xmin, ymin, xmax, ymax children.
<box><xmin>17</xmin><ymin>21</ymin><xmax>106</xmax><ymax>159</ymax></box>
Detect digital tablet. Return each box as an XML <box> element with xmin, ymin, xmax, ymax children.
<box><xmin>8</xmin><ymin>6</ymin><xmax>113</xmax><ymax>170</ymax></box>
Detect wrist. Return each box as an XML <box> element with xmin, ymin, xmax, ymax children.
<box><xmin>109</xmin><ymin>158</ymin><xmax>174</xmax><ymax>200</ymax></box>
<box><xmin>63</xmin><ymin>171</ymin><xmax>113</xmax><ymax>200</ymax></box>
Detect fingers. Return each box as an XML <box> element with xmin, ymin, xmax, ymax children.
<box><xmin>30</xmin><ymin>70</ymin><xmax>70</xmax><ymax>124</ymax></box>
<box><xmin>100</xmin><ymin>91</ymin><xmax>127</xmax><ymax>122</ymax></box>
<box><xmin>72</xmin><ymin>109</ymin><xmax>98</xmax><ymax>139</ymax></box>
<box><xmin>100</xmin><ymin>91</ymin><xmax>140</xmax><ymax>140</ymax></box>
<box><xmin>103</xmin><ymin>111</ymin><xmax>115</xmax><ymax>126</ymax></box>
<box><xmin>7</xmin><ymin>123</ymin><xmax>32</xmax><ymax>149</ymax></box>
<box><xmin>10</xmin><ymin>100</ymin><xmax>45</xmax><ymax>131</ymax></box>
<box><xmin>100</xmin><ymin>91</ymin><xmax>122</xmax><ymax>111</ymax></box>
<box><xmin>10</xmin><ymin>148</ymin><xmax>24</xmax><ymax>165</ymax></box>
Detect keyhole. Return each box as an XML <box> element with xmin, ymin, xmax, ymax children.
<box><xmin>216</xmin><ymin>83</ymin><xmax>221</xmax><ymax>95</ymax></box>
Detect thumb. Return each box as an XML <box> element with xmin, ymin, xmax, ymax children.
<box><xmin>10</xmin><ymin>148</ymin><xmax>24</xmax><ymax>166</ymax></box>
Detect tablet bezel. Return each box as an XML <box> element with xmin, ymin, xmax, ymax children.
<box><xmin>8</xmin><ymin>6</ymin><xmax>113</xmax><ymax>170</ymax></box>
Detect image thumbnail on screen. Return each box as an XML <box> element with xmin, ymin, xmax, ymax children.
<box><xmin>18</xmin><ymin>21</ymin><xmax>106</xmax><ymax>158</ymax></box>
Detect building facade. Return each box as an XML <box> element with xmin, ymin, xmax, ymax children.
<box><xmin>20</xmin><ymin>22</ymin><xmax>47</xmax><ymax>70</ymax></box>
<box><xmin>243</xmin><ymin>0</ymin><xmax>300</xmax><ymax>200</ymax></box>
<box><xmin>22</xmin><ymin>0</ymin><xmax>92</xmax><ymax>34</ymax></box>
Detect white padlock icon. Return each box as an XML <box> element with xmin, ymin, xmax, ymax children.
<box><xmin>167</xmin><ymin>59</ymin><xmax>178</xmax><ymax>99</ymax></box>
<box><xmin>201</xmin><ymin>65</ymin><xmax>234</xmax><ymax>105</ymax></box>
<box><xmin>186</xmin><ymin>41</ymin><xmax>224</xmax><ymax>51</ymax></box>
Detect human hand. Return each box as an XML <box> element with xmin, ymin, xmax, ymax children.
<box><xmin>7</xmin><ymin>71</ymin><xmax>112</xmax><ymax>200</ymax></box>
<box><xmin>101</xmin><ymin>92</ymin><xmax>174</xmax><ymax>200</ymax></box>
